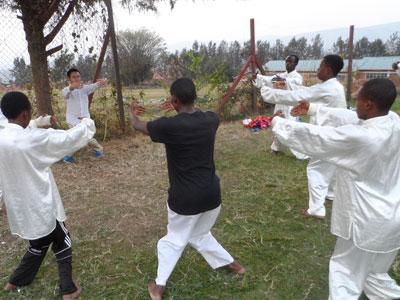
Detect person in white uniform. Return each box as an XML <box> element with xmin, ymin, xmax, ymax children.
<box><xmin>272</xmin><ymin>78</ymin><xmax>400</xmax><ymax>300</ymax></box>
<box><xmin>254</xmin><ymin>55</ymin><xmax>307</xmax><ymax>159</ymax></box>
<box><xmin>129</xmin><ymin>78</ymin><xmax>245</xmax><ymax>300</ymax></box>
<box><xmin>62</xmin><ymin>68</ymin><xmax>107</xmax><ymax>163</ymax></box>
<box><xmin>0</xmin><ymin>91</ymin><xmax>95</xmax><ymax>300</ymax></box>
<box><xmin>260</xmin><ymin>54</ymin><xmax>346</xmax><ymax>219</ymax></box>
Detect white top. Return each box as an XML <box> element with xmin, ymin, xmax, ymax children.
<box><xmin>256</xmin><ymin>70</ymin><xmax>303</xmax><ymax>118</ymax></box>
<box><xmin>255</xmin><ymin>70</ymin><xmax>303</xmax><ymax>90</ymax></box>
<box><xmin>272</xmin><ymin>106</ymin><xmax>400</xmax><ymax>253</ymax></box>
<box><xmin>0</xmin><ymin>109</ymin><xmax>6</xmax><ymax>126</ymax></box>
<box><xmin>396</xmin><ymin>62</ymin><xmax>400</xmax><ymax>76</ymax></box>
<box><xmin>63</xmin><ymin>83</ymin><xmax>100</xmax><ymax>126</ymax></box>
<box><xmin>261</xmin><ymin>77</ymin><xmax>346</xmax><ymax>124</ymax></box>
<box><xmin>0</xmin><ymin>119</ymin><xmax>95</xmax><ymax>240</ymax></box>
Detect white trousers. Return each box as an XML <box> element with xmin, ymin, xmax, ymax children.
<box><xmin>68</xmin><ymin>123</ymin><xmax>103</xmax><ymax>152</ymax></box>
<box><xmin>306</xmin><ymin>159</ymin><xmax>337</xmax><ymax>217</ymax></box>
<box><xmin>329</xmin><ymin>237</ymin><xmax>400</xmax><ymax>300</ymax></box>
<box><xmin>155</xmin><ymin>205</ymin><xmax>234</xmax><ymax>286</ymax></box>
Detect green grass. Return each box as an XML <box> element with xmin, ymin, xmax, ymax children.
<box><xmin>392</xmin><ymin>96</ymin><xmax>400</xmax><ymax>113</ymax></box>
<box><xmin>2</xmin><ymin>123</ymin><xmax>397</xmax><ymax>300</ymax></box>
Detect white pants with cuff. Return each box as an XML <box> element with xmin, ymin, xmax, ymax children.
<box><xmin>68</xmin><ymin>123</ymin><xmax>103</xmax><ymax>153</ymax></box>
<box><xmin>155</xmin><ymin>205</ymin><xmax>234</xmax><ymax>286</ymax></box>
<box><xmin>306</xmin><ymin>159</ymin><xmax>337</xmax><ymax>217</ymax></box>
<box><xmin>329</xmin><ymin>237</ymin><xmax>400</xmax><ymax>300</ymax></box>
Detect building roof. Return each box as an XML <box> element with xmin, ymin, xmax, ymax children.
<box><xmin>265</xmin><ymin>56</ymin><xmax>400</xmax><ymax>72</ymax></box>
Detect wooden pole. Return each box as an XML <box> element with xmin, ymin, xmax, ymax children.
<box><xmin>346</xmin><ymin>25</ymin><xmax>354</xmax><ymax>107</ymax></box>
<box><xmin>105</xmin><ymin>0</ymin><xmax>125</xmax><ymax>131</ymax></box>
<box><xmin>88</xmin><ymin>26</ymin><xmax>111</xmax><ymax>108</ymax></box>
<box><xmin>250</xmin><ymin>19</ymin><xmax>257</xmax><ymax>112</ymax></box>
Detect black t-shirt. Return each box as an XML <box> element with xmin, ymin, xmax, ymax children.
<box><xmin>147</xmin><ymin>110</ymin><xmax>221</xmax><ymax>215</ymax></box>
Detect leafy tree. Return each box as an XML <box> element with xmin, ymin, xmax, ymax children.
<box><xmin>10</xmin><ymin>57</ymin><xmax>32</xmax><ymax>86</ymax></box>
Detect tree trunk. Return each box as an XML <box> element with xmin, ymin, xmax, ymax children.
<box><xmin>20</xmin><ymin>8</ymin><xmax>54</xmax><ymax>115</ymax></box>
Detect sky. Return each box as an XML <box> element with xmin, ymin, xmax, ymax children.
<box><xmin>113</xmin><ymin>0</ymin><xmax>400</xmax><ymax>51</ymax></box>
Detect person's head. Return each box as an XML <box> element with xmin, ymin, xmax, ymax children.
<box><xmin>169</xmin><ymin>78</ymin><xmax>197</xmax><ymax>111</ymax></box>
<box><xmin>392</xmin><ymin>62</ymin><xmax>399</xmax><ymax>71</ymax></box>
<box><xmin>356</xmin><ymin>78</ymin><xmax>397</xmax><ymax>120</ymax></box>
<box><xmin>285</xmin><ymin>55</ymin><xmax>299</xmax><ymax>73</ymax></box>
<box><xmin>317</xmin><ymin>54</ymin><xmax>344</xmax><ymax>81</ymax></box>
<box><xmin>67</xmin><ymin>68</ymin><xmax>81</xmax><ymax>85</ymax></box>
<box><xmin>0</xmin><ymin>91</ymin><xmax>32</xmax><ymax>128</ymax></box>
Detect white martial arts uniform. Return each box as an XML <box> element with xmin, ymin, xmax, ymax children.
<box><xmin>62</xmin><ymin>83</ymin><xmax>103</xmax><ymax>152</ymax></box>
<box><xmin>0</xmin><ymin>110</ymin><xmax>56</xmax><ymax>209</ymax></box>
<box><xmin>156</xmin><ymin>205</ymin><xmax>234</xmax><ymax>285</ymax></box>
<box><xmin>255</xmin><ymin>71</ymin><xmax>307</xmax><ymax>159</ymax></box>
<box><xmin>272</xmin><ymin>106</ymin><xmax>400</xmax><ymax>300</ymax></box>
<box><xmin>261</xmin><ymin>78</ymin><xmax>346</xmax><ymax>217</ymax></box>
<box><xmin>0</xmin><ymin>119</ymin><xmax>95</xmax><ymax>240</ymax></box>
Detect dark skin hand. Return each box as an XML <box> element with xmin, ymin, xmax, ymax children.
<box><xmin>291</xmin><ymin>101</ymin><xmax>310</xmax><ymax>117</ymax></box>
<box><xmin>129</xmin><ymin>103</ymin><xmax>149</xmax><ymax>135</ymax></box>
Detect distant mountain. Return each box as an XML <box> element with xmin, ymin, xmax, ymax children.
<box><xmin>166</xmin><ymin>22</ymin><xmax>400</xmax><ymax>52</ymax></box>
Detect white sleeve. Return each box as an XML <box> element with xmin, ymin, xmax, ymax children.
<box><xmin>254</xmin><ymin>74</ymin><xmax>275</xmax><ymax>88</ymax></box>
<box><xmin>29</xmin><ymin>118</ymin><xmax>96</xmax><ymax>168</ymax></box>
<box><xmin>261</xmin><ymin>84</ymin><xmax>324</xmax><ymax>106</ymax></box>
<box><xmin>271</xmin><ymin>117</ymin><xmax>369</xmax><ymax>172</ymax></box>
<box><xmin>285</xmin><ymin>76</ymin><xmax>303</xmax><ymax>90</ymax></box>
<box><xmin>28</xmin><ymin>116</ymin><xmax>52</xmax><ymax>128</ymax></box>
<box><xmin>62</xmin><ymin>87</ymin><xmax>73</xmax><ymax>100</ymax></box>
<box><xmin>82</xmin><ymin>83</ymin><xmax>100</xmax><ymax>95</ymax></box>
<box><xmin>308</xmin><ymin>104</ymin><xmax>359</xmax><ymax>127</ymax></box>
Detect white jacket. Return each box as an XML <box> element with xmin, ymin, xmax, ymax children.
<box><xmin>272</xmin><ymin>106</ymin><xmax>400</xmax><ymax>253</ymax></box>
<box><xmin>0</xmin><ymin>119</ymin><xmax>95</xmax><ymax>240</ymax></box>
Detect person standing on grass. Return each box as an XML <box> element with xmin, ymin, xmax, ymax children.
<box><xmin>0</xmin><ymin>91</ymin><xmax>96</xmax><ymax>300</ymax></box>
<box><xmin>272</xmin><ymin>78</ymin><xmax>400</xmax><ymax>299</ymax></box>
<box><xmin>260</xmin><ymin>54</ymin><xmax>346</xmax><ymax>219</ymax></box>
<box><xmin>62</xmin><ymin>68</ymin><xmax>107</xmax><ymax>163</ymax></box>
<box><xmin>254</xmin><ymin>54</ymin><xmax>307</xmax><ymax>159</ymax></box>
<box><xmin>129</xmin><ymin>78</ymin><xmax>245</xmax><ymax>300</ymax></box>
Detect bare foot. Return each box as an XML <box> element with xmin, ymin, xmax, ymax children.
<box><xmin>148</xmin><ymin>282</ymin><xmax>165</xmax><ymax>300</ymax></box>
<box><xmin>3</xmin><ymin>282</ymin><xmax>17</xmax><ymax>292</ymax></box>
<box><xmin>62</xmin><ymin>284</ymin><xmax>81</xmax><ymax>300</ymax></box>
<box><xmin>224</xmin><ymin>261</ymin><xmax>246</xmax><ymax>275</ymax></box>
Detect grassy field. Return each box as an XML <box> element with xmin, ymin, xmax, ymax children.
<box><xmin>1</xmin><ymin>121</ymin><xmax>399</xmax><ymax>300</ymax></box>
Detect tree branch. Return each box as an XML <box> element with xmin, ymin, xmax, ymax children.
<box><xmin>46</xmin><ymin>44</ymin><xmax>63</xmax><ymax>57</ymax></box>
<box><xmin>42</xmin><ymin>0</ymin><xmax>62</xmax><ymax>24</ymax></box>
<box><xmin>44</xmin><ymin>0</ymin><xmax>77</xmax><ymax>46</ymax></box>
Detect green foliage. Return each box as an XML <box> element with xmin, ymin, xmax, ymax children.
<box><xmin>10</xmin><ymin>57</ymin><xmax>32</xmax><ymax>86</ymax></box>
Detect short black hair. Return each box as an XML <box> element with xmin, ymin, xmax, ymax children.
<box><xmin>358</xmin><ymin>78</ymin><xmax>397</xmax><ymax>112</ymax></box>
<box><xmin>286</xmin><ymin>54</ymin><xmax>299</xmax><ymax>64</ymax></box>
<box><xmin>323</xmin><ymin>54</ymin><xmax>344</xmax><ymax>76</ymax></box>
<box><xmin>1</xmin><ymin>91</ymin><xmax>32</xmax><ymax>119</ymax></box>
<box><xmin>393</xmin><ymin>61</ymin><xmax>399</xmax><ymax>71</ymax></box>
<box><xmin>170</xmin><ymin>78</ymin><xmax>197</xmax><ymax>105</ymax></box>
<box><xmin>67</xmin><ymin>68</ymin><xmax>80</xmax><ymax>78</ymax></box>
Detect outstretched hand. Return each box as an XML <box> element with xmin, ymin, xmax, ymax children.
<box><xmin>160</xmin><ymin>100</ymin><xmax>175</xmax><ymax>112</ymax></box>
<box><xmin>291</xmin><ymin>101</ymin><xmax>310</xmax><ymax>117</ymax></box>
<box><xmin>97</xmin><ymin>78</ymin><xmax>108</xmax><ymax>87</ymax></box>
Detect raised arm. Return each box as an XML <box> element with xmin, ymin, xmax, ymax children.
<box><xmin>129</xmin><ymin>103</ymin><xmax>149</xmax><ymax>135</ymax></box>
<box><xmin>29</xmin><ymin>118</ymin><xmax>96</xmax><ymax>168</ymax></box>
<box><xmin>272</xmin><ymin>116</ymin><xmax>368</xmax><ymax>172</ymax></box>
<box><xmin>260</xmin><ymin>84</ymin><xmax>323</xmax><ymax>106</ymax></box>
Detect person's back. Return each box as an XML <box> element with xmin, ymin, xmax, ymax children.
<box><xmin>148</xmin><ymin>110</ymin><xmax>221</xmax><ymax>214</ymax></box>
<box><xmin>129</xmin><ymin>77</ymin><xmax>245</xmax><ymax>300</ymax></box>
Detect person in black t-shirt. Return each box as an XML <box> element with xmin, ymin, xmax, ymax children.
<box><xmin>129</xmin><ymin>78</ymin><xmax>245</xmax><ymax>300</ymax></box>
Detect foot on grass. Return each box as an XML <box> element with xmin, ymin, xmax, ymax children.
<box><xmin>3</xmin><ymin>283</ymin><xmax>17</xmax><ymax>292</ymax></box>
<box><xmin>62</xmin><ymin>284</ymin><xmax>81</xmax><ymax>300</ymax></box>
<box><xmin>224</xmin><ymin>261</ymin><xmax>246</xmax><ymax>275</ymax></box>
<box><xmin>148</xmin><ymin>282</ymin><xmax>165</xmax><ymax>300</ymax></box>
